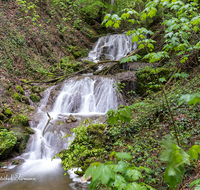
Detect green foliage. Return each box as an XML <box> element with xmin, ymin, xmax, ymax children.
<box><xmin>85</xmin><ymin>152</ymin><xmax>154</xmax><ymax>190</ymax></box>
<box><xmin>16</xmin><ymin>85</ymin><xmax>24</xmax><ymax>95</ymax></box>
<box><xmin>160</xmin><ymin>137</ymin><xmax>200</xmax><ymax>189</ymax></box>
<box><xmin>160</xmin><ymin>137</ymin><xmax>190</xmax><ymax>189</ymax></box>
<box><xmin>190</xmin><ymin>179</ymin><xmax>200</xmax><ymax>190</ymax></box>
<box><xmin>4</xmin><ymin>108</ymin><xmax>12</xmax><ymax>117</ymax></box>
<box><xmin>55</xmin><ymin>122</ymin><xmax>108</xmax><ymax>173</ymax></box>
<box><xmin>172</xmin><ymin>72</ymin><xmax>189</xmax><ymax>79</ymax></box>
<box><xmin>120</xmin><ymin>55</ymin><xmax>141</xmax><ymax>64</ymax></box>
<box><xmin>30</xmin><ymin>94</ymin><xmax>40</xmax><ymax>103</ymax></box>
<box><xmin>179</xmin><ymin>93</ymin><xmax>200</xmax><ymax>106</ymax></box>
<box><xmin>18</xmin><ymin>114</ymin><xmax>29</xmax><ymax>125</ymax></box>
<box><xmin>0</xmin><ymin>129</ymin><xmax>17</xmax><ymax>158</ymax></box>
<box><xmin>13</xmin><ymin>92</ymin><xmax>21</xmax><ymax>101</ymax></box>
<box><xmin>102</xmin><ymin>0</ymin><xmax>200</xmax><ymax>65</ymax></box>
<box><xmin>107</xmin><ymin>106</ymin><xmax>131</xmax><ymax>126</ymax></box>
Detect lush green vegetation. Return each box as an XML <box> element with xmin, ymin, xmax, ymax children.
<box><xmin>59</xmin><ymin>71</ymin><xmax>200</xmax><ymax>189</ymax></box>
<box><xmin>0</xmin><ymin>0</ymin><xmax>200</xmax><ymax>189</ymax></box>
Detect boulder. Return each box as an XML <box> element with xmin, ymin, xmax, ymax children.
<box><xmin>115</xmin><ymin>71</ymin><xmax>137</xmax><ymax>93</ymax></box>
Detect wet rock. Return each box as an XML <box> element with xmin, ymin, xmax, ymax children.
<box><xmin>11</xmin><ymin>126</ymin><xmax>23</xmax><ymax>141</ymax></box>
<box><xmin>66</xmin><ymin>119</ymin><xmax>72</xmax><ymax>123</ymax></box>
<box><xmin>115</xmin><ymin>71</ymin><xmax>137</xmax><ymax>93</ymax></box>
<box><xmin>47</xmin><ymin>90</ymin><xmax>60</xmax><ymax>106</ymax></box>
<box><xmin>81</xmin><ymin>174</ymin><xmax>91</xmax><ymax>182</ymax></box>
<box><xmin>69</xmin><ymin>114</ymin><xmax>77</xmax><ymax>122</ymax></box>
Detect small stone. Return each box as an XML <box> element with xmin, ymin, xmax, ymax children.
<box><xmin>81</xmin><ymin>174</ymin><xmax>91</xmax><ymax>182</ymax></box>
<box><xmin>69</xmin><ymin>114</ymin><xmax>77</xmax><ymax>122</ymax></box>
<box><xmin>66</xmin><ymin>119</ymin><xmax>72</xmax><ymax>123</ymax></box>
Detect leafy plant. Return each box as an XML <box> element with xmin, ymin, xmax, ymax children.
<box><xmin>160</xmin><ymin>137</ymin><xmax>200</xmax><ymax>189</ymax></box>
<box><xmin>85</xmin><ymin>152</ymin><xmax>154</xmax><ymax>190</ymax></box>
<box><xmin>0</xmin><ymin>129</ymin><xmax>17</xmax><ymax>158</ymax></box>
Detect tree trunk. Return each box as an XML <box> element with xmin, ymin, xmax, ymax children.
<box><xmin>110</xmin><ymin>0</ymin><xmax>114</xmax><ymax>14</ymax></box>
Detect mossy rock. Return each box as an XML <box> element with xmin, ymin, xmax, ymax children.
<box><xmin>87</xmin><ymin>124</ymin><xmax>106</xmax><ymax>149</ymax></box>
<box><xmin>13</xmin><ymin>92</ymin><xmax>21</xmax><ymax>101</ymax></box>
<box><xmin>25</xmin><ymin>127</ymin><xmax>34</xmax><ymax>134</ymax></box>
<box><xmin>12</xmin><ymin>160</ymin><xmax>20</xmax><ymax>165</ymax></box>
<box><xmin>18</xmin><ymin>133</ymin><xmax>30</xmax><ymax>154</ymax></box>
<box><xmin>38</xmin><ymin>87</ymin><xmax>46</xmax><ymax>93</ymax></box>
<box><xmin>4</xmin><ymin>108</ymin><xmax>12</xmax><ymax>117</ymax></box>
<box><xmin>0</xmin><ymin>121</ymin><xmax>4</xmax><ymax>129</ymax></box>
<box><xmin>30</xmin><ymin>94</ymin><xmax>40</xmax><ymax>103</ymax></box>
<box><xmin>11</xmin><ymin>126</ymin><xmax>23</xmax><ymax>141</ymax></box>
<box><xmin>74</xmin><ymin>170</ymin><xmax>85</xmax><ymax>176</ymax></box>
<box><xmin>0</xmin><ymin>113</ymin><xmax>6</xmax><ymax>121</ymax></box>
<box><xmin>16</xmin><ymin>85</ymin><xmax>24</xmax><ymax>95</ymax></box>
<box><xmin>0</xmin><ymin>129</ymin><xmax>17</xmax><ymax>160</ymax></box>
<box><xmin>22</xmin><ymin>95</ymin><xmax>29</xmax><ymax>104</ymax></box>
<box><xmin>31</xmin><ymin>86</ymin><xmax>39</xmax><ymax>93</ymax></box>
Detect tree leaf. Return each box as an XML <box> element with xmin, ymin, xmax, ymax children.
<box><xmin>125</xmin><ymin>168</ymin><xmax>142</xmax><ymax>181</ymax></box>
<box><xmin>116</xmin><ymin>152</ymin><xmax>132</xmax><ymax>161</ymax></box>
<box><xmin>114</xmin><ymin>174</ymin><xmax>126</xmax><ymax>188</ymax></box>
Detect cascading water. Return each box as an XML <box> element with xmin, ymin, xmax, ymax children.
<box><xmin>0</xmin><ymin>76</ymin><xmax>121</xmax><ymax>190</ymax></box>
<box><xmin>84</xmin><ymin>33</ymin><xmax>137</xmax><ymax>63</ymax></box>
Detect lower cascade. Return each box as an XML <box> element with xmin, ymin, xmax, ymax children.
<box><xmin>0</xmin><ymin>76</ymin><xmax>122</xmax><ymax>190</ymax></box>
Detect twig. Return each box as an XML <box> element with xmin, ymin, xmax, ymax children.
<box><xmin>42</xmin><ymin>112</ymin><xmax>51</xmax><ymax>137</ymax></box>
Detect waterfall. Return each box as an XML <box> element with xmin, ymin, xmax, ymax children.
<box><xmin>52</xmin><ymin>76</ymin><xmax>118</xmax><ymax>114</ymax></box>
<box><xmin>0</xmin><ymin>33</ymin><xmax>133</xmax><ymax>190</ymax></box>
<box><xmin>0</xmin><ymin>76</ymin><xmax>121</xmax><ymax>190</ymax></box>
<box><xmin>85</xmin><ymin>33</ymin><xmax>137</xmax><ymax>62</ymax></box>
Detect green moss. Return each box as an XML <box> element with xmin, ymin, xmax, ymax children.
<box><xmin>16</xmin><ymin>85</ymin><xmax>24</xmax><ymax>95</ymax></box>
<box><xmin>11</xmin><ymin>126</ymin><xmax>23</xmax><ymax>141</ymax></box>
<box><xmin>38</xmin><ymin>87</ymin><xmax>45</xmax><ymax>93</ymax></box>
<box><xmin>12</xmin><ymin>160</ymin><xmax>19</xmax><ymax>165</ymax></box>
<box><xmin>22</xmin><ymin>95</ymin><xmax>29</xmax><ymax>104</ymax></box>
<box><xmin>31</xmin><ymin>86</ymin><xmax>39</xmax><ymax>93</ymax></box>
<box><xmin>25</xmin><ymin>127</ymin><xmax>34</xmax><ymax>134</ymax></box>
<box><xmin>13</xmin><ymin>92</ymin><xmax>21</xmax><ymax>101</ymax></box>
<box><xmin>69</xmin><ymin>46</ymin><xmax>83</xmax><ymax>58</ymax></box>
<box><xmin>0</xmin><ymin>129</ymin><xmax>17</xmax><ymax>159</ymax></box>
<box><xmin>57</xmin><ymin>123</ymin><xmax>107</xmax><ymax>173</ymax></box>
<box><xmin>74</xmin><ymin>170</ymin><xmax>85</xmax><ymax>176</ymax></box>
<box><xmin>30</xmin><ymin>94</ymin><xmax>40</xmax><ymax>103</ymax></box>
<box><xmin>0</xmin><ymin>121</ymin><xmax>4</xmax><ymax>129</ymax></box>
<box><xmin>4</xmin><ymin>108</ymin><xmax>12</xmax><ymax>117</ymax></box>
<box><xmin>18</xmin><ymin>133</ymin><xmax>30</xmax><ymax>154</ymax></box>
<box><xmin>18</xmin><ymin>114</ymin><xmax>29</xmax><ymax>126</ymax></box>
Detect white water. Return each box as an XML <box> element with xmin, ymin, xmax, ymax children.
<box><xmin>0</xmin><ymin>76</ymin><xmax>120</xmax><ymax>190</ymax></box>
<box><xmin>85</xmin><ymin>33</ymin><xmax>137</xmax><ymax>63</ymax></box>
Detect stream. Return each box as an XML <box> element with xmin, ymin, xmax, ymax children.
<box><xmin>0</xmin><ymin>33</ymin><xmax>137</xmax><ymax>190</ymax></box>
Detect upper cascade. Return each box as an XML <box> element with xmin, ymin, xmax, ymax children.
<box><xmin>86</xmin><ymin>33</ymin><xmax>137</xmax><ymax>62</ymax></box>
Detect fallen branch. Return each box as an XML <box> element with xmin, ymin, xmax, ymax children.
<box><xmin>42</xmin><ymin>112</ymin><xmax>51</xmax><ymax>137</ymax></box>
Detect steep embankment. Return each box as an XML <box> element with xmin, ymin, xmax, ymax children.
<box><xmin>0</xmin><ymin>0</ymin><xmax>98</xmax><ymax>81</ymax></box>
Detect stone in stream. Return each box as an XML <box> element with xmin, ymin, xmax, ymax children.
<box><xmin>69</xmin><ymin>114</ymin><xmax>77</xmax><ymax>122</ymax></box>
<box><xmin>81</xmin><ymin>174</ymin><xmax>91</xmax><ymax>182</ymax></box>
<box><xmin>66</xmin><ymin>119</ymin><xmax>71</xmax><ymax>123</ymax></box>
